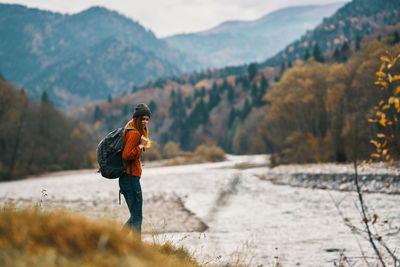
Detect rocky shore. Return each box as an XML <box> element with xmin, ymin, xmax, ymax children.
<box><xmin>260</xmin><ymin>162</ymin><xmax>400</xmax><ymax>194</ymax></box>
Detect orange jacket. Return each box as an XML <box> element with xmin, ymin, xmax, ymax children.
<box><xmin>122</xmin><ymin>130</ymin><xmax>142</xmax><ymax>177</ymax></box>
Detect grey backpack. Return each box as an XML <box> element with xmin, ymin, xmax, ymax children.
<box><xmin>97</xmin><ymin>128</ymin><xmax>135</xmax><ymax>179</ymax></box>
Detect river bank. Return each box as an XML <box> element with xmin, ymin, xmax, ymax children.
<box><xmin>0</xmin><ymin>169</ymin><xmax>207</xmax><ymax>234</ymax></box>
<box><xmin>260</xmin><ymin>162</ymin><xmax>400</xmax><ymax>194</ymax></box>
<box><xmin>0</xmin><ymin>155</ymin><xmax>399</xmax><ymax>266</ymax></box>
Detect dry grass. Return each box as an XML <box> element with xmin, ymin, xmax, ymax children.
<box><xmin>163</xmin><ymin>145</ymin><xmax>226</xmax><ymax>166</ymax></box>
<box><xmin>0</xmin><ymin>206</ymin><xmax>200</xmax><ymax>267</ymax></box>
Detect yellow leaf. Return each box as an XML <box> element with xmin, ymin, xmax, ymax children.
<box><xmin>379</xmin><ymin>100</ymin><xmax>384</xmax><ymax>106</ymax></box>
<box><xmin>392</xmin><ymin>75</ymin><xmax>400</xmax><ymax>82</ymax></box>
<box><xmin>368</xmin><ymin>118</ymin><xmax>377</xmax><ymax>123</ymax></box>
<box><xmin>388</xmin><ymin>74</ymin><xmax>393</xmax><ymax>83</ymax></box>
<box><xmin>371</xmin><ymin>153</ymin><xmax>381</xmax><ymax>158</ymax></box>
<box><xmin>390</xmin><ymin>57</ymin><xmax>398</xmax><ymax>67</ymax></box>
<box><xmin>370</xmin><ymin>140</ymin><xmax>380</xmax><ymax>147</ymax></box>
<box><xmin>394</xmin><ymin>86</ymin><xmax>400</xmax><ymax>95</ymax></box>
<box><xmin>382</xmin><ymin>104</ymin><xmax>390</xmax><ymax>110</ymax></box>
<box><xmin>377</xmin><ymin>133</ymin><xmax>385</xmax><ymax>138</ymax></box>
<box><xmin>382</xmin><ymin>140</ymin><xmax>388</xmax><ymax>148</ymax></box>
<box><xmin>379</xmin><ymin>62</ymin><xmax>386</xmax><ymax>72</ymax></box>
<box><xmin>388</xmin><ymin>121</ymin><xmax>393</xmax><ymax>125</ymax></box>
<box><xmin>374</xmin><ymin>81</ymin><xmax>389</xmax><ymax>88</ymax></box>
<box><xmin>376</xmin><ymin>71</ymin><xmax>386</xmax><ymax>78</ymax></box>
<box><xmin>379</xmin><ymin>118</ymin><xmax>387</xmax><ymax>127</ymax></box>
<box><xmin>389</xmin><ymin>97</ymin><xmax>396</xmax><ymax>104</ymax></box>
<box><xmin>382</xmin><ymin>149</ymin><xmax>388</xmax><ymax>156</ymax></box>
<box><xmin>386</xmin><ymin>155</ymin><xmax>390</xmax><ymax>161</ymax></box>
<box><xmin>380</xmin><ymin>55</ymin><xmax>390</xmax><ymax>62</ymax></box>
<box><xmin>368</xmin><ymin>159</ymin><xmax>372</xmax><ymax>165</ymax></box>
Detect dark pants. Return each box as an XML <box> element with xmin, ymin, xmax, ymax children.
<box><xmin>119</xmin><ymin>174</ymin><xmax>143</xmax><ymax>234</ymax></box>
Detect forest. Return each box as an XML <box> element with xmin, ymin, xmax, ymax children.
<box><xmin>0</xmin><ymin>77</ymin><xmax>97</xmax><ymax>180</ymax></box>
<box><xmin>261</xmin><ymin>40</ymin><xmax>400</xmax><ymax>164</ymax></box>
<box><xmin>78</xmin><ymin>35</ymin><xmax>400</xmax><ymax>167</ymax></box>
<box><xmin>1</xmin><ymin>28</ymin><xmax>399</xmax><ymax>181</ymax></box>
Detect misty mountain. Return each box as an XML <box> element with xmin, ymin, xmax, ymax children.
<box><xmin>163</xmin><ymin>2</ymin><xmax>345</xmax><ymax>68</ymax></box>
<box><xmin>0</xmin><ymin>4</ymin><xmax>199</xmax><ymax>107</ymax></box>
<box><xmin>25</xmin><ymin>37</ymin><xmax>181</xmax><ymax>107</ymax></box>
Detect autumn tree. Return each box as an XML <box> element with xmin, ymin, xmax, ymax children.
<box><xmin>0</xmin><ymin>77</ymin><xmax>97</xmax><ymax>180</ymax></box>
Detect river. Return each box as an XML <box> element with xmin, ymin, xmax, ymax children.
<box><xmin>0</xmin><ymin>154</ymin><xmax>399</xmax><ymax>266</ymax></box>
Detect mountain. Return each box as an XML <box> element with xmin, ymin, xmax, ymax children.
<box><xmin>163</xmin><ymin>2</ymin><xmax>345</xmax><ymax>68</ymax></box>
<box><xmin>74</xmin><ymin>0</ymin><xmax>400</xmax><ymax>160</ymax></box>
<box><xmin>263</xmin><ymin>0</ymin><xmax>400</xmax><ymax>66</ymax></box>
<box><xmin>0</xmin><ymin>4</ymin><xmax>199</xmax><ymax>107</ymax></box>
<box><xmin>25</xmin><ymin>38</ymin><xmax>181</xmax><ymax>107</ymax></box>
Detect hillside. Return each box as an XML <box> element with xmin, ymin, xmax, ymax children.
<box><xmin>0</xmin><ymin>207</ymin><xmax>200</xmax><ymax>267</ymax></box>
<box><xmin>25</xmin><ymin>37</ymin><xmax>181</xmax><ymax>107</ymax></box>
<box><xmin>0</xmin><ymin>4</ymin><xmax>199</xmax><ymax>107</ymax></box>
<box><xmin>164</xmin><ymin>2</ymin><xmax>345</xmax><ymax>68</ymax></box>
<box><xmin>263</xmin><ymin>0</ymin><xmax>400</xmax><ymax>66</ymax></box>
<box><xmin>74</xmin><ymin>0</ymin><xmax>400</xmax><ymax>165</ymax></box>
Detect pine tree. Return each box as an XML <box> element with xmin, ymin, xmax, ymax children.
<box><xmin>40</xmin><ymin>91</ymin><xmax>51</xmax><ymax>105</ymax></box>
<box><xmin>355</xmin><ymin>35</ymin><xmax>362</xmax><ymax>51</ymax></box>
<box><xmin>228</xmin><ymin>108</ymin><xmax>236</xmax><ymax>128</ymax></box>
<box><xmin>303</xmin><ymin>49</ymin><xmax>311</xmax><ymax>61</ymax></box>
<box><xmin>333</xmin><ymin>47</ymin><xmax>341</xmax><ymax>62</ymax></box>
<box><xmin>228</xmin><ymin>86</ymin><xmax>235</xmax><ymax>104</ymax></box>
<box><xmin>313</xmin><ymin>44</ymin><xmax>325</xmax><ymax>63</ymax></box>
<box><xmin>148</xmin><ymin>100</ymin><xmax>157</xmax><ymax>114</ymax></box>
<box><xmin>280</xmin><ymin>62</ymin><xmax>286</xmax><ymax>76</ymax></box>
<box><xmin>94</xmin><ymin>106</ymin><xmax>101</xmax><ymax>121</ymax></box>
<box><xmin>241</xmin><ymin>98</ymin><xmax>251</xmax><ymax>120</ymax></box>
<box><xmin>393</xmin><ymin>31</ymin><xmax>400</xmax><ymax>44</ymax></box>
<box><xmin>340</xmin><ymin>42</ymin><xmax>350</xmax><ymax>62</ymax></box>
<box><xmin>248</xmin><ymin>63</ymin><xmax>258</xmax><ymax>81</ymax></box>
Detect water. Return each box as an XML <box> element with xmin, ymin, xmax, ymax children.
<box><xmin>0</xmin><ymin>154</ymin><xmax>399</xmax><ymax>266</ymax></box>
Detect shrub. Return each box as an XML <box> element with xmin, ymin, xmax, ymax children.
<box><xmin>142</xmin><ymin>141</ymin><xmax>162</xmax><ymax>161</ymax></box>
<box><xmin>194</xmin><ymin>145</ymin><xmax>226</xmax><ymax>162</ymax></box>
<box><xmin>163</xmin><ymin>141</ymin><xmax>184</xmax><ymax>159</ymax></box>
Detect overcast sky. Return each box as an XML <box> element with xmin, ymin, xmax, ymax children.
<box><xmin>0</xmin><ymin>0</ymin><xmax>350</xmax><ymax>37</ymax></box>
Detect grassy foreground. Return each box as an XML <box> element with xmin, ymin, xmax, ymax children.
<box><xmin>0</xmin><ymin>207</ymin><xmax>200</xmax><ymax>267</ymax></box>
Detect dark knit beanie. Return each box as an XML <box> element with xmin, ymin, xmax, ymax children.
<box><xmin>133</xmin><ymin>103</ymin><xmax>151</xmax><ymax>118</ymax></box>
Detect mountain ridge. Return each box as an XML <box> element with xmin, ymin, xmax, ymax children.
<box><xmin>164</xmin><ymin>2</ymin><xmax>346</xmax><ymax>68</ymax></box>
<box><xmin>263</xmin><ymin>0</ymin><xmax>400</xmax><ymax>66</ymax></box>
<box><xmin>0</xmin><ymin>3</ymin><xmax>198</xmax><ymax>107</ymax></box>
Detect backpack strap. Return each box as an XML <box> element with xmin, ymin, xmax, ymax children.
<box><xmin>123</xmin><ymin>128</ymin><xmax>138</xmax><ymax>175</ymax></box>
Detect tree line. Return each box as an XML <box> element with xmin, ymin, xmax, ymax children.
<box><xmin>78</xmin><ymin>32</ymin><xmax>400</xmax><ymax>166</ymax></box>
<box><xmin>0</xmin><ymin>77</ymin><xmax>97</xmax><ymax>181</ymax></box>
<box><xmin>257</xmin><ymin>40</ymin><xmax>400</xmax><ymax>164</ymax></box>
